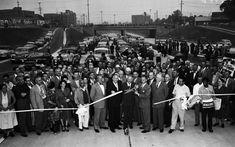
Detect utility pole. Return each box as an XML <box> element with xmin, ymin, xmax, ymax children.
<box><xmin>100</xmin><ymin>11</ymin><xmax>103</xmax><ymax>24</ymax></box>
<box><xmin>38</xmin><ymin>2</ymin><xmax>42</xmax><ymax>16</ymax></box>
<box><xmin>87</xmin><ymin>0</ymin><xmax>90</xmax><ymax>24</ymax></box>
<box><xmin>17</xmin><ymin>0</ymin><xmax>20</xmax><ymax>7</ymax></box>
<box><xmin>113</xmin><ymin>14</ymin><xmax>116</xmax><ymax>24</ymax></box>
<box><xmin>83</xmin><ymin>13</ymin><xmax>86</xmax><ymax>25</ymax></box>
<box><xmin>180</xmin><ymin>0</ymin><xmax>183</xmax><ymax>19</ymax></box>
<box><xmin>149</xmin><ymin>9</ymin><xmax>152</xmax><ymax>19</ymax></box>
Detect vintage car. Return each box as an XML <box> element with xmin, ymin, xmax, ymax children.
<box><xmin>24</xmin><ymin>52</ymin><xmax>53</xmax><ymax>66</ymax></box>
<box><xmin>0</xmin><ymin>45</ymin><xmax>14</xmax><ymax>60</ymax></box>
<box><xmin>57</xmin><ymin>47</ymin><xmax>79</xmax><ymax>61</ymax></box>
<box><xmin>11</xmin><ymin>46</ymin><xmax>37</xmax><ymax>63</ymax></box>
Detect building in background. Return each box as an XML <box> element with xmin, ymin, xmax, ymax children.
<box><xmin>132</xmin><ymin>12</ymin><xmax>152</xmax><ymax>25</ymax></box>
<box><xmin>44</xmin><ymin>10</ymin><xmax>76</xmax><ymax>27</ymax></box>
<box><xmin>0</xmin><ymin>7</ymin><xmax>44</xmax><ymax>27</ymax></box>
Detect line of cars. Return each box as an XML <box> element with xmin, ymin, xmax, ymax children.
<box><xmin>10</xmin><ymin>30</ymin><xmax>54</xmax><ymax>65</ymax></box>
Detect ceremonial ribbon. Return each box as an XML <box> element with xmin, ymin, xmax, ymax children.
<box><xmin>153</xmin><ymin>93</ymin><xmax>235</xmax><ymax>105</ymax></box>
<box><xmin>0</xmin><ymin>91</ymin><xmax>123</xmax><ymax>114</ymax></box>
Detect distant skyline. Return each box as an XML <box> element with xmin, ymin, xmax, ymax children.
<box><xmin>0</xmin><ymin>0</ymin><xmax>224</xmax><ymax>24</ymax></box>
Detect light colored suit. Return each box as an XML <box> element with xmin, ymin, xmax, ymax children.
<box><xmin>90</xmin><ymin>83</ymin><xmax>107</xmax><ymax>129</ymax></box>
<box><xmin>30</xmin><ymin>84</ymin><xmax>46</xmax><ymax>133</ymax></box>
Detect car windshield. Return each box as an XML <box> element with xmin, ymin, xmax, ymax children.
<box><xmin>94</xmin><ymin>49</ymin><xmax>109</xmax><ymax>54</ymax></box>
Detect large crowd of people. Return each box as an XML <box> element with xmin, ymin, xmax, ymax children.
<box><xmin>0</xmin><ymin>36</ymin><xmax>235</xmax><ymax>139</ymax></box>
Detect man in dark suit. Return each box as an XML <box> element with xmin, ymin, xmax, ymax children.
<box><xmin>106</xmin><ymin>74</ymin><xmax>122</xmax><ymax>132</ymax></box>
<box><xmin>148</xmin><ymin>72</ymin><xmax>155</xmax><ymax>123</ymax></box>
<box><xmin>164</xmin><ymin>74</ymin><xmax>174</xmax><ymax>127</ymax></box>
<box><xmin>133</xmin><ymin>71</ymin><xmax>142</xmax><ymax>125</ymax></box>
<box><xmin>122</xmin><ymin>75</ymin><xmax>135</xmax><ymax>130</ymax></box>
<box><xmin>51</xmin><ymin>68</ymin><xmax>61</xmax><ymax>88</ymax></box>
<box><xmin>30</xmin><ymin>76</ymin><xmax>47</xmax><ymax>135</ymax></box>
<box><xmin>151</xmin><ymin>74</ymin><xmax>169</xmax><ymax>132</ymax></box>
<box><xmin>135</xmin><ymin>76</ymin><xmax>151</xmax><ymax>133</ymax></box>
<box><xmin>12</xmin><ymin>76</ymin><xmax>33</xmax><ymax>137</ymax></box>
<box><xmin>90</xmin><ymin>75</ymin><xmax>108</xmax><ymax>133</ymax></box>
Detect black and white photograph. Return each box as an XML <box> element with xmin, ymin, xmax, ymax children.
<box><xmin>0</xmin><ymin>0</ymin><xmax>235</xmax><ymax>146</ymax></box>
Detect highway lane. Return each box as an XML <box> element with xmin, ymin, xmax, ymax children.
<box><xmin>0</xmin><ymin>27</ymin><xmax>64</xmax><ymax>75</ymax></box>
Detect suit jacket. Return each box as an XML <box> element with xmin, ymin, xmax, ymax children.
<box><xmin>51</xmin><ymin>76</ymin><xmax>60</xmax><ymax>89</ymax></box>
<box><xmin>74</xmin><ymin>88</ymin><xmax>90</xmax><ymax>105</ymax></box>
<box><xmin>122</xmin><ymin>82</ymin><xmax>135</xmax><ymax>107</ymax></box>
<box><xmin>30</xmin><ymin>85</ymin><xmax>45</xmax><ymax>109</ymax></box>
<box><xmin>70</xmin><ymin>80</ymin><xmax>80</xmax><ymax>91</ymax></box>
<box><xmin>106</xmin><ymin>80</ymin><xmax>122</xmax><ymax>107</ymax></box>
<box><xmin>138</xmin><ymin>83</ymin><xmax>151</xmax><ymax>108</ymax></box>
<box><xmin>0</xmin><ymin>90</ymin><xmax>16</xmax><ymax>109</ymax></box>
<box><xmin>133</xmin><ymin>77</ymin><xmax>141</xmax><ymax>85</ymax></box>
<box><xmin>90</xmin><ymin>83</ymin><xmax>106</xmax><ymax>108</ymax></box>
<box><xmin>151</xmin><ymin>81</ymin><xmax>169</xmax><ymax>108</ymax></box>
<box><xmin>166</xmin><ymin>80</ymin><xmax>174</xmax><ymax>100</ymax></box>
<box><xmin>55</xmin><ymin>88</ymin><xmax>71</xmax><ymax>108</ymax></box>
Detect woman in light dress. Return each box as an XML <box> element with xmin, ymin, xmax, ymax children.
<box><xmin>0</xmin><ymin>84</ymin><xmax>18</xmax><ymax>138</ymax></box>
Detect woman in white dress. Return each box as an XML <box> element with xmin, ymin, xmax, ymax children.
<box><xmin>0</xmin><ymin>84</ymin><xmax>18</xmax><ymax>138</ymax></box>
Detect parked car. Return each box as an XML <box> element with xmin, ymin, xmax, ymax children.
<box><xmin>24</xmin><ymin>52</ymin><xmax>53</xmax><ymax>66</ymax></box>
<box><xmin>79</xmin><ymin>42</ymin><xmax>87</xmax><ymax>54</ymax></box>
<box><xmin>0</xmin><ymin>45</ymin><xmax>14</xmax><ymax>60</ymax></box>
<box><xmin>57</xmin><ymin>47</ymin><xmax>79</xmax><ymax>61</ymax></box>
<box><xmin>93</xmin><ymin>47</ymin><xmax>114</xmax><ymax>62</ymax></box>
<box><xmin>221</xmin><ymin>39</ymin><xmax>232</xmax><ymax>47</ymax></box>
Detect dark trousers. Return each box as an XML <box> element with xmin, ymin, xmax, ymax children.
<box><xmin>164</xmin><ymin>103</ymin><xmax>172</xmax><ymax>126</ymax></box>
<box><xmin>35</xmin><ymin>112</ymin><xmax>47</xmax><ymax>133</ymax></box>
<box><xmin>194</xmin><ymin>103</ymin><xmax>201</xmax><ymax>125</ymax></box>
<box><xmin>133</xmin><ymin>96</ymin><xmax>141</xmax><ymax>123</ymax></box>
<box><xmin>16</xmin><ymin>100</ymin><xmax>33</xmax><ymax>134</ymax></box>
<box><xmin>153</xmin><ymin>107</ymin><xmax>165</xmax><ymax>129</ymax></box>
<box><xmin>201</xmin><ymin>108</ymin><xmax>214</xmax><ymax>130</ymax></box>
<box><xmin>108</xmin><ymin>106</ymin><xmax>120</xmax><ymax>129</ymax></box>
<box><xmin>123</xmin><ymin>106</ymin><xmax>133</xmax><ymax>129</ymax></box>
<box><xmin>141</xmin><ymin>107</ymin><xmax>150</xmax><ymax>131</ymax></box>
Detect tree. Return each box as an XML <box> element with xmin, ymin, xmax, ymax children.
<box><xmin>220</xmin><ymin>0</ymin><xmax>235</xmax><ymax>21</ymax></box>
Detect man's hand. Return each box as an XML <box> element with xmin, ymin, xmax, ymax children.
<box><xmin>111</xmin><ymin>90</ymin><xmax>115</xmax><ymax>94</ymax></box>
<box><xmin>66</xmin><ymin>99</ymin><xmax>70</xmax><ymax>102</ymax></box>
<box><xmin>135</xmin><ymin>91</ymin><xmax>140</xmax><ymax>96</ymax></box>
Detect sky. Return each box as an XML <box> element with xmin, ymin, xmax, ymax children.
<box><xmin>0</xmin><ymin>0</ymin><xmax>224</xmax><ymax>24</ymax></box>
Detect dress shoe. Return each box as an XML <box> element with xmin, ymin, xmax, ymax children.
<box><xmin>152</xmin><ymin>127</ymin><xmax>157</xmax><ymax>131</ymax></box>
<box><xmin>139</xmin><ymin>127</ymin><xmax>144</xmax><ymax>129</ymax></box>
<box><xmin>101</xmin><ymin>127</ymin><xmax>108</xmax><ymax>129</ymax></box>
<box><xmin>194</xmin><ymin>124</ymin><xmax>199</xmax><ymax>126</ymax></box>
<box><xmin>202</xmin><ymin>129</ymin><xmax>206</xmax><ymax>132</ymax></box>
<box><xmin>9</xmin><ymin>132</ymin><xmax>15</xmax><ymax>137</ymax></box>
<box><xmin>79</xmin><ymin>129</ymin><xmax>83</xmax><ymax>131</ymax></box>
<box><xmin>213</xmin><ymin>123</ymin><xmax>219</xmax><ymax>127</ymax></box>
<box><xmin>116</xmin><ymin>126</ymin><xmax>122</xmax><ymax>130</ymax></box>
<box><xmin>65</xmin><ymin>127</ymin><xmax>69</xmax><ymax>132</ymax></box>
<box><xmin>221</xmin><ymin>124</ymin><xmax>224</xmax><ymax>128</ymax></box>
<box><xmin>141</xmin><ymin>130</ymin><xmax>150</xmax><ymax>133</ymax></box>
<box><xmin>137</xmin><ymin>123</ymin><xmax>142</xmax><ymax>126</ymax></box>
<box><xmin>83</xmin><ymin>127</ymin><xmax>89</xmax><ymax>130</ymax></box>
<box><xmin>160</xmin><ymin>129</ymin><xmax>164</xmax><ymax>133</ymax></box>
<box><xmin>168</xmin><ymin>129</ymin><xmax>174</xmax><ymax>134</ymax></box>
<box><xmin>21</xmin><ymin>134</ymin><xmax>28</xmax><ymax>137</ymax></box>
<box><xmin>110</xmin><ymin>129</ymin><xmax>116</xmax><ymax>133</ymax></box>
<box><xmin>94</xmin><ymin>129</ymin><xmax>100</xmax><ymax>133</ymax></box>
<box><xmin>209</xmin><ymin>129</ymin><xmax>213</xmax><ymax>133</ymax></box>
<box><xmin>3</xmin><ymin>133</ymin><xmax>8</xmax><ymax>139</ymax></box>
<box><xmin>36</xmin><ymin>132</ymin><xmax>41</xmax><ymax>136</ymax></box>
<box><xmin>180</xmin><ymin>129</ymin><xmax>184</xmax><ymax>132</ymax></box>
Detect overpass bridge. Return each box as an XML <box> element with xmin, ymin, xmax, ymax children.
<box><xmin>93</xmin><ymin>25</ymin><xmax>158</xmax><ymax>37</ymax></box>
